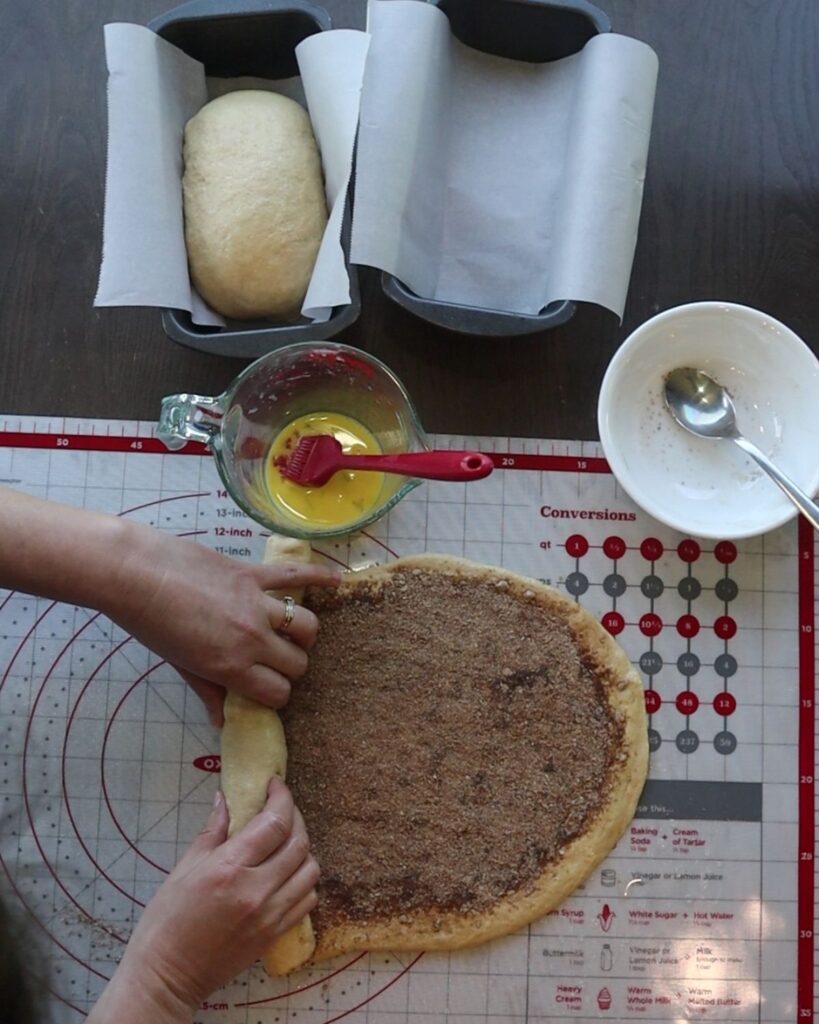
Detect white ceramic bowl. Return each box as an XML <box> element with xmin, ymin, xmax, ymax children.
<box><xmin>598</xmin><ymin>302</ymin><xmax>819</xmax><ymax>539</ymax></box>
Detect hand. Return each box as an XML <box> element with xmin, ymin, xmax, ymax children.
<box><xmin>106</xmin><ymin>523</ymin><xmax>339</xmax><ymax>724</ymax></box>
<box><xmin>88</xmin><ymin>778</ymin><xmax>319</xmax><ymax>1023</ymax></box>
<box><xmin>0</xmin><ymin>489</ymin><xmax>338</xmax><ymax>722</ymax></box>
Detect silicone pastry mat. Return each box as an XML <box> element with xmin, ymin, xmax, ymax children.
<box><xmin>0</xmin><ymin>416</ymin><xmax>814</xmax><ymax>1023</ymax></box>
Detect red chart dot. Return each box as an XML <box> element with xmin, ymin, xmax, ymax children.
<box><xmin>676</xmin><ymin>691</ymin><xmax>700</xmax><ymax>714</ymax></box>
<box><xmin>603</xmin><ymin>536</ymin><xmax>627</xmax><ymax>560</ymax></box>
<box><xmin>639</xmin><ymin>612</ymin><xmax>663</xmax><ymax>637</ymax></box>
<box><xmin>714</xmin><ymin>615</ymin><xmax>737</xmax><ymax>639</ymax></box>
<box><xmin>602</xmin><ymin>611</ymin><xmax>625</xmax><ymax>635</ymax></box>
<box><xmin>714</xmin><ymin>541</ymin><xmax>738</xmax><ymax>564</ymax></box>
<box><xmin>640</xmin><ymin>537</ymin><xmax>664</xmax><ymax>561</ymax></box>
<box><xmin>677</xmin><ymin>614</ymin><xmax>700</xmax><ymax>638</ymax></box>
<box><xmin>566</xmin><ymin>534</ymin><xmax>589</xmax><ymax>557</ymax></box>
<box><xmin>713</xmin><ymin>692</ymin><xmax>737</xmax><ymax>715</ymax></box>
<box><xmin>644</xmin><ymin>690</ymin><xmax>662</xmax><ymax>714</ymax></box>
<box><xmin>677</xmin><ymin>539</ymin><xmax>701</xmax><ymax>563</ymax></box>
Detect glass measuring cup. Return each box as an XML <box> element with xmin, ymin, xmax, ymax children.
<box><xmin>157</xmin><ymin>343</ymin><xmax>430</xmax><ymax>539</ymax></box>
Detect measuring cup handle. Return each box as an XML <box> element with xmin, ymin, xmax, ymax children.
<box><xmin>157</xmin><ymin>393</ymin><xmax>223</xmax><ymax>451</ymax></box>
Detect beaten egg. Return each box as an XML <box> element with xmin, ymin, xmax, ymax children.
<box><xmin>265</xmin><ymin>412</ymin><xmax>384</xmax><ymax>530</ymax></box>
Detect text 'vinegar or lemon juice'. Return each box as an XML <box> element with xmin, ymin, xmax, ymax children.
<box><xmin>265</xmin><ymin>412</ymin><xmax>384</xmax><ymax>530</ymax></box>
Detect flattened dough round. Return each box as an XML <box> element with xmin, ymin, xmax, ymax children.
<box><xmin>182</xmin><ymin>90</ymin><xmax>327</xmax><ymax>319</ymax></box>
<box><xmin>282</xmin><ymin>554</ymin><xmax>648</xmax><ymax>961</ymax></box>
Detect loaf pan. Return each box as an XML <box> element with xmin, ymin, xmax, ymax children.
<box><xmin>149</xmin><ymin>0</ymin><xmax>361</xmax><ymax>359</ymax></box>
<box><xmin>381</xmin><ymin>0</ymin><xmax>611</xmax><ymax>337</ymax></box>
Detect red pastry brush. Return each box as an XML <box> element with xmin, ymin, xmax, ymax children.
<box><xmin>280</xmin><ymin>435</ymin><xmax>494</xmax><ymax>487</ymax></box>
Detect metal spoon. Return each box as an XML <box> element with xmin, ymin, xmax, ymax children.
<box><xmin>663</xmin><ymin>366</ymin><xmax>819</xmax><ymax>531</ymax></box>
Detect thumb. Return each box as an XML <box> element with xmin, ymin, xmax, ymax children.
<box><xmin>181</xmin><ymin>790</ymin><xmax>229</xmax><ymax>865</ymax></box>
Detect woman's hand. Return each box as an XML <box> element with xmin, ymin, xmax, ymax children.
<box><xmin>88</xmin><ymin>778</ymin><xmax>319</xmax><ymax>1024</ymax></box>
<box><xmin>105</xmin><ymin>522</ymin><xmax>339</xmax><ymax>724</ymax></box>
<box><xmin>0</xmin><ymin>488</ymin><xmax>339</xmax><ymax>724</ymax></box>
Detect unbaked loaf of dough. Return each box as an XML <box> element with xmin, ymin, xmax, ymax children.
<box><xmin>182</xmin><ymin>90</ymin><xmax>328</xmax><ymax>320</ymax></box>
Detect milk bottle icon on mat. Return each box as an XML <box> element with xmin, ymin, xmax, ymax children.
<box><xmin>600</xmin><ymin>943</ymin><xmax>613</xmax><ymax>971</ymax></box>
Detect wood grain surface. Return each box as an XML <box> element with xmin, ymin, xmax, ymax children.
<box><xmin>2</xmin><ymin>0</ymin><xmax>818</xmax><ymax>440</ymax></box>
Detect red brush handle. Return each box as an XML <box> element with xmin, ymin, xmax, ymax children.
<box><xmin>339</xmin><ymin>450</ymin><xmax>493</xmax><ymax>482</ymax></box>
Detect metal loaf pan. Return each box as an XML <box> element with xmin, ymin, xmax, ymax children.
<box><xmin>381</xmin><ymin>0</ymin><xmax>611</xmax><ymax>337</ymax></box>
<box><xmin>148</xmin><ymin>0</ymin><xmax>361</xmax><ymax>359</ymax></box>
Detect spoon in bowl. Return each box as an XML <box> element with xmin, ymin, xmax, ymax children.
<box><xmin>663</xmin><ymin>367</ymin><xmax>819</xmax><ymax>531</ymax></box>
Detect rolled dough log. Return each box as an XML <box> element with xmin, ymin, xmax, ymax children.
<box><xmin>221</xmin><ymin>535</ymin><xmax>316</xmax><ymax>976</ymax></box>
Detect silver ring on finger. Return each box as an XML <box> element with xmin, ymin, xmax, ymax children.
<box><xmin>278</xmin><ymin>595</ymin><xmax>297</xmax><ymax>636</ymax></box>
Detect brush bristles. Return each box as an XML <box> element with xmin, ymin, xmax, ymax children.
<box><xmin>281</xmin><ymin>436</ymin><xmax>319</xmax><ymax>481</ymax></box>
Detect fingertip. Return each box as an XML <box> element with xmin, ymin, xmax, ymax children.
<box><xmin>262</xmin><ymin>776</ymin><xmax>295</xmax><ymax>836</ymax></box>
<box><xmin>302</xmin><ymin>889</ymin><xmax>318</xmax><ymax>916</ymax></box>
<box><xmin>243</xmin><ymin>667</ymin><xmax>291</xmax><ymax>710</ymax></box>
<box><xmin>260</xmin><ymin>688</ymin><xmax>290</xmax><ymax>711</ymax></box>
<box><xmin>212</xmin><ymin>789</ymin><xmax>229</xmax><ymax>825</ymax></box>
<box><xmin>266</xmin><ymin>773</ymin><xmax>289</xmax><ymax>799</ymax></box>
<box><xmin>261</xmin><ymin>690</ymin><xmax>289</xmax><ymax>711</ymax></box>
<box><xmin>293</xmin><ymin>563</ymin><xmax>343</xmax><ymax>586</ymax></box>
<box><xmin>288</xmin><ymin>660</ymin><xmax>308</xmax><ymax>681</ymax></box>
<box><xmin>271</xmin><ymin>684</ymin><xmax>290</xmax><ymax>710</ymax></box>
<box><xmin>291</xmin><ymin>805</ymin><xmax>309</xmax><ymax>841</ymax></box>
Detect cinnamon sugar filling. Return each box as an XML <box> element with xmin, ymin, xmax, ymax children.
<box><xmin>283</xmin><ymin>569</ymin><xmax>623</xmax><ymax>927</ymax></box>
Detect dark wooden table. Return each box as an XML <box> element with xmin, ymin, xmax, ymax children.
<box><xmin>2</xmin><ymin>0</ymin><xmax>818</xmax><ymax>440</ymax></box>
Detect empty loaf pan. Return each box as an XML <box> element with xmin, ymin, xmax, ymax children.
<box><xmin>381</xmin><ymin>0</ymin><xmax>611</xmax><ymax>337</ymax></box>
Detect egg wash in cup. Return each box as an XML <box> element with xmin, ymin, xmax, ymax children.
<box><xmin>158</xmin><ymin>342</ymin><xmax>430</xmax><ymax>540</ymax></box>
<box><xmin>266</xmin><ymin>412</ymin><xmax>384</xmax><ymax>529</ymax></box>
